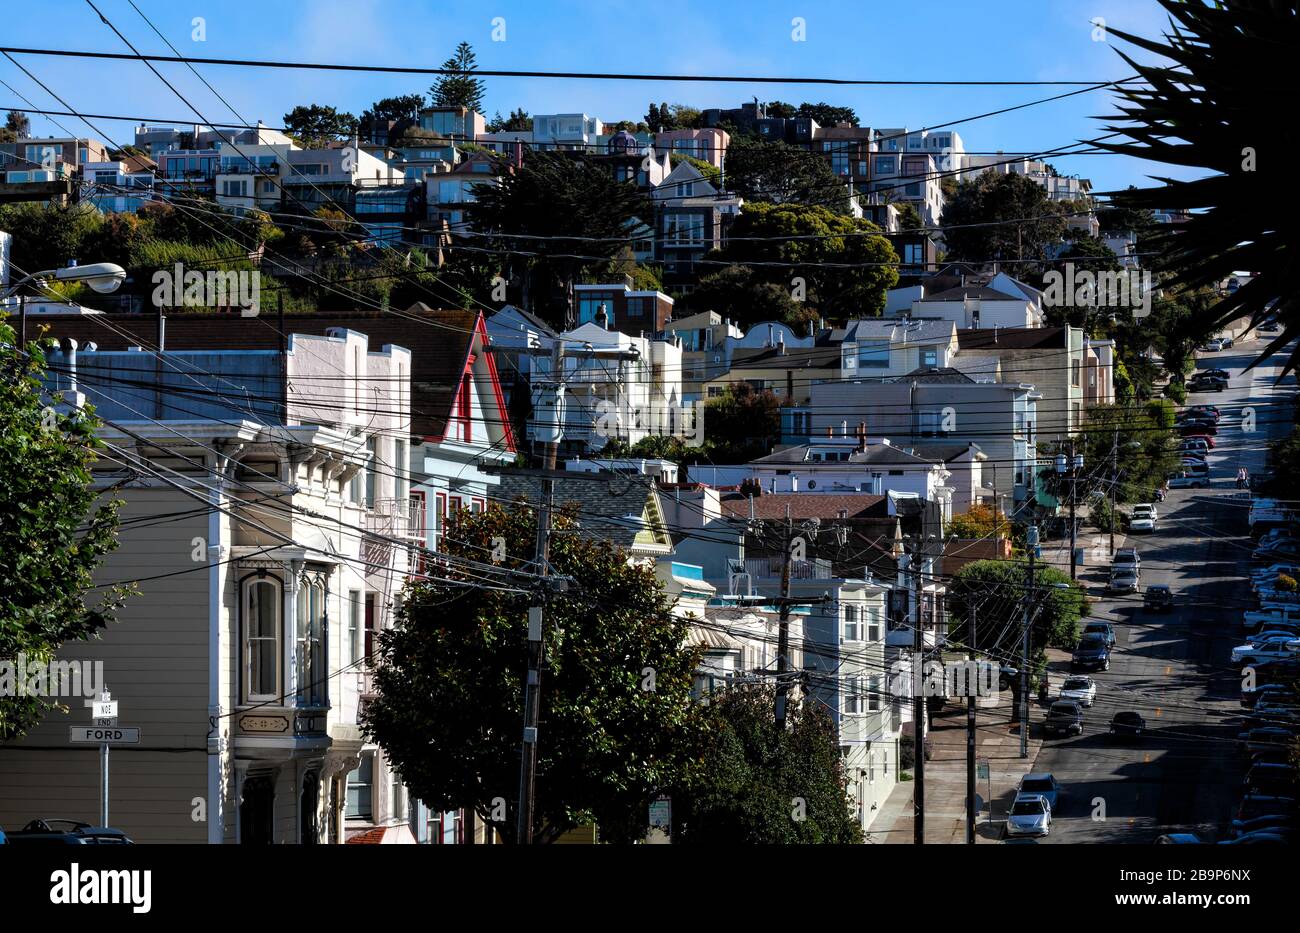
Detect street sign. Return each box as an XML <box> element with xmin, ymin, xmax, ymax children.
<box><xmin>92</xmin><ymin>700</ymin><xmax>118</xmax><ymax>719</ymax></box>
<box><xmin>976</xmin><ymin>761</ymin><xmax>990</xmax><ymax>780</ymax></box>
<box><xmin>70</xmin><ymin>727</ymin><xmax>139</xmax><ymax>744</ymax></box>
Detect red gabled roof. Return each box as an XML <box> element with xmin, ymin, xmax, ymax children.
<box><xmin>29</xmin><ymin>304</ymin><xmax>515</xmax><ymax>445</ymax></box>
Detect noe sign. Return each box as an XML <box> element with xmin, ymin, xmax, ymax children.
<box><xmin>70</xmin><ymin>726</ymin><xmax>140</xmax><ymax>744</ymax></box>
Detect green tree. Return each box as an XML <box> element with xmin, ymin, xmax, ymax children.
<box><xmin>941</xmin><ymin>172</ymin><xmax>1067</xmax><ymax>269</ymax></box>
<box><xmin>464</xmin><ymin>150</ymin><xmax>651</xmax><ymax>328</ymax></box>
<box><xmin>362</xmin><ymin>94</ymin><xmax>426</xmax><ymax>123</ymax></box>
<box><xmin>672</xmin><ymin>686</ymin><xmax>862</xmax><ymax>844</ymax></box>
<box><xmin>1</xmin><ymin>109</ymin><xmax>29</xmax><ymax>142</ymax></box>
<box><xmin>361</xmin><ymin>503</ymin><xmax>704</xmax><ymax>844</ymax></box>
<box><xmin>689</xmin><ymin>264</ymin><xmax>810</xmax><ymax>331</ymax></box>
<box><xmin>1</xmin><ymin>325</ymin><xmax>131</xmax><ymax>739</ymax></box>
<box><xmin>0</xmin><ymin>202</ymin><xmax>103</xmax><ymax>276</ymax></box>
<box><xmin>947</xmin><ymin>560</ymin><xmax>1086</xmax><ymax>661</ymax></box>
<box><xmin>724</xmin><ymin>136</ymin><xmax>853</xmax><ymax>213</ymax></box>
<box><xmin>431</xmin><ymin>41</ymin><xmax>486</xmax><ymax>113</ymax></box>
<box><xmin>486</xmin><ymin>107</ymin><xmax>532</xmax><ymax>133</ymax></box>
<box><xmin>282</xmin><ymin>104</ymin><xmax>358</xmax><ymax>148</ymax></box>
<box><xmin>668</xmin><ymin>153</ymin><xmax>721</xmax><ymax>187</ymax></box>
<box><xmin>700</xmin><ymin>383</ymin><xmax>781</xmax><ymax>462</ymax></box>
<box><xmin>712</xmin><ymin>202</ymin><xmax>899</xmax><ymax>322</ymax></box>
<box><xmin>1095</xmin><ymin>2</ymin><xmax>1297</xmax><ymax>370</ymax></box>
<box><xmin>764</xmin><ymin>100</ymin><xmax>797</xmax><ymax>119</ymax></box>
<box><xmin>795</xmin><ymin>102</ymin><xmax>858</xmax><ymax>126</ymax></box>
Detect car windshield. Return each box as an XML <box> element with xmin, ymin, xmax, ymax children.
<box><xmin>1011</xmin><ymin>799</ymin><xmax>1044</xmax><ymax>815</ymax></box>
<box><xmin>1021</xmin><ymin>778</ymin><xmax>1054</xmax><ymax>791</ymax></box>
<box><xmin>1063</xmin><ymin>678</ymin><xmax>1090</xmax><ymax>690</ymax></box>
<box><xmin>1116</xmin><ymin>712</ymin><xmax>1140</xmax><ymax>723</ymax></box>
<box><xmin>1085</xmin><ymin>624</ymin><xmax>1107</xmax><ymax>634</ymax></box>
<box><xmin>1079</xmin><ymin>636</ymin><xmax>1106</xmax><ymax>648</ymax></box>
<box><xmin>1051</xmin><ymin>703</ymin><xmax>1079</xmax><ymax>715</ymax></box>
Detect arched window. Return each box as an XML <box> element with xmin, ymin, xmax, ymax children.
<box><xmin>243</xmin><ymin>578</ymin><xmax>281</xmax><ymax>703</ymax></box>
<box><xmin>296</xmin><ymin>575</ymin><xmax>328</xmax><ymax>706</ymax></box>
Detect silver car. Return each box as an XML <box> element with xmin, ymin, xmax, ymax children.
<box><xmin>1007</xmin><ymin>793</ymin><xmax>1052</xmax><ymax>837</ymax></box>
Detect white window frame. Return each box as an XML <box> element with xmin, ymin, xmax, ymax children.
<box><xmin>843</xmin><ymin>604</ymin><xmax>862</xmax><ymax>641</ymax></box>
<box><xmin>242</xmin><ymin>577</ymin><xmax>282</xmax><ymax>704</ymax></box>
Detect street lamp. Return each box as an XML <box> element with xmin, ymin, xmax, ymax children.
<box><xmin>5</xmin><ymin>261</ymin><xmax>127</xmax><ymax>353</ymax></box>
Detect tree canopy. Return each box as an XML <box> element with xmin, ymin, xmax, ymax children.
<box><xmin>361</xmin><ymin>503</ymin><xmax>704</xmax><ymax>844</ymax></box>
<box><xmin>431</xmin><ymin>41</ymin><xmax>486</xmax><ymax>113</ymax></box>
<box><xmin>940</xmin><ymin>172</ymin><xmax>1067</xmax><ymax>269</ymax></box>
<box><xmin>724</xmin><ymin>136</ymin><xmax>853</xmax><ymax>214</ymax></box>
<box><xmin>1</xmin><ymin>326</ymin><xmax>131</xmax><ymax>739</ymax></box>
<box><xmin>710</xmin><ymin>202</ymin><xmax>899</xmax><ymax>322</ymax></box>
<box><xmin>282</xmin><ymin>104</ymin><xmax>358</xmax><ymax>148</ymax></box>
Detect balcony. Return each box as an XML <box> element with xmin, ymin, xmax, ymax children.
<box><xmin>744</xmin><ymin>556</ymin><xmax>833</xmax><ymax>580</ymax></box>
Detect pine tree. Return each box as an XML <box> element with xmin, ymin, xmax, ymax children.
<box><xmin>430</xmin><ymin>41</ymin><xmax>486</xmax><ymax>113</ymax></box>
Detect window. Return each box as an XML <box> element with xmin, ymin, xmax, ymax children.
<box><xmin>857</xmin><ymin>343</ymin><xmax>889</xmax><ymax>368</ymax></box>
<box><xmin>868</xmin><ymin>675</ymin><xmax>882</xmax><ymax>712</ymax></box>
<box><xmin>394</xmin><ymin>438</ymin><xmax>408</xmax><ymax>500</ymax></box>
<box><xmin>345</xmin><ymin>754</ymin><xmax>374</xmax><ymax>821</ymax></box>
<box><xmin>903</xmin><ymin>242</ymin><xmax>923</xmax><ymax>264</ymax></box>
<box><xmin>243</xmin><ymin>578</ymin><xmax>281</xmax><ymax>703</ymax></box>
<box><xmin>390</xmin><ymin>768</ymin><xmax>405</xmax><ymax>823</ymax></box>
<box><xmin>365</xmin><ymin>437</ymin><xmax>377</xmax><ymax>508</ymax></box>
<box><xmin>874</xmin><ymin>156</ymin><xmax>896</xmax><ymax>175</ymax></box>
<box><xmin>866</xmin><ymin>606</ymin><xmax>881</xmax><ymax>642</ymax></box>
<box><xmin>1071</xmin><ymin>359</ymin><xmax>1081</xmax><ymax>387</ymax></box>
<box><xmin>348</xmin><ymin>590</ymin><xmax>362</xmax><ymax>665</ymax></box>
<box><xmin>221</xmin><ymin>179</ymin><xmax>248</xmax><ymax>197</ymax></box>
<box><xmin>921</xmin><ymin>348</ymin><xmax>938</xmax><ymax>368</ymax></box>
<box><xmin>364</xmin><ymin>593</ymin><xmax>377</xmax><ymax>661</ymax></box>
<box><xmin>844</xmin><ymin>677</ymin><xmax>865</xmax><ymax>715</ymax></box>
<box><xmin>296</xmin><ymin>576</ymin><xmax>327</xmax><ymax>706</ymax></box>
<box><xmin>843</xmin><ymin>604</ymin><xmax>862</xmax><ymax>641</ymax></box>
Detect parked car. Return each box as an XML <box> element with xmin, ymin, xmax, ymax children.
<box><xmin>1017</xmin><ymin>773</ymin><xmax>1062</xmax><ymax>811</ymax></box>
<box><xmin>1238</xmin><ymin>795</ymin><xmax>1298</xmax><ymax>822</ymax></box>
<box><xmin>1180</xmin><ymin>418</ymin><xmax>1219</xmax><ymax>434</ymax></box>
<box><xmin>1060</xmin><ymin>675</ymin><xmax>1097</xmax><ymax>707</ymax></box>
<box><xmin>1169</xmin><ymin>471</ymin><xmax>1210</xmax><ymax>489</ymax></box>
<box><xmin>1180</xmin><ymin>432</ymin><xmax>1217</xmax><ymax>447</ymax></box>
<box><xmin>1145</xmin><ymin>585</ymin><xmax>1173</xmax><ymax>612</ymax></box>
<box><xmin>1188</xmin><ymin>404</ymin><xmax>1222</xmax><ymax>419</ymax></box>
<box><xmin>1244</xmin><ymin>763</ymin><xmax>1297</xmax><ymax>796</ymax></box>
<box><xmin>1113</xmin><ymin>547</ymin><xmax>1141</xmax><ymax>569</ymax></box>
<box><xmin>1083</xmin><ymin>621</ymin><xmax>1117</xmax><ymax>646</ymax></box>
<box><xmin>1130</xmin><ymin>504</ymin><xmax>1157</xmax><ymax>532</ymax></box>
<box><xmin>1180</xmin><ymin>438</ymin><xmax>1210</xmax><ymax>454</ymax></box>
<box><xmin>1259</xmin><ymin>320</ymin><xmax>1282</xmax><ymax>334</ymax></box>
<box><xmin>1188</xmin><ymin>378</ymin><xmax>1226</xmax><ymax>393</ymax></box>
<box><xmin>1232</xmin><ymin>637</ymin><xmax>1300</xmax><ymax>666</ymax></box>
<box><xmin>1110</xmin><ymin>710</ymin><xmax>1146</xmax><ymax>738</ymax></box>
<box><xmin>1239</xmin><ymin>726</ymin><xmax>1300</xmax><ymax>755</ymax></box>
<box><xmin>3</xmin><ymin>819</ymin><xmax>134</xmax><ymax>845</ymax></box>
<box><xmin>1006</xmin><ymin>794</ymin><xmax>1052</xmax><ymax>837</ymax></box>
<box><xmin>1073</xmin><ymin>634</ymin><xmax>1111</xmax><ymax>671</ymax></box>
<box><xmin>1181</xmin><ymin>460</ymin><xmax>1210</xmax><ymax>478</ymax></box>
<box><xmin>1110</xmin><ymin>568</ymin><xmax>1140</xmax><ymax>593</ymax></box>
<box><xmin>1242</xmin><ymin>684</ymin><xmax>1295</xmax><ymax>708</ymax></box>
<box><xmin>1201</xmin><ymin>338</ymin><xmax>1226</xmax><ymax>352</ymax></box>
<box><xmin>1046</xmin><ymin>700</ymin><xmax>1085</xmax><ymax>736</ymax></box>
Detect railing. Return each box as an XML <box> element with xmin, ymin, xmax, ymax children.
<box><xmin>744</xmin><ymin>556</ymin><xmax>832</xmax><ymax>580</ymax></box>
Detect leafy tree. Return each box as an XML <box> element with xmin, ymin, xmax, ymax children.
<box><xmin>712</xmin><ymin>202</ymin><xmax>899</xmax><ymax>322</ymax></box>
<box><xmin>671</xmin><ymin>685</ymin><xmax>862</xmax><ymax>844</ymax></box>
<box><xmin>890</xmin><ymin>200</ymin><xmax>922</xmax><ymax>232</ymax></box>
<box><xmin>599</xmin><ymin>245</ymin><xmax>662</xmax><ymax>292</ymax></box>
<box><xmin>1069</xmin><ymin>400</ymin><xmax>1179</xmax><ymax>504</ymax></box>
<box><xmin>487</xmin><ymin>107</ymin><xmax>532</xmax><ymax>133</ymax></box>
<box><xmin>690</xmin><ymin>264</ymin><xmax>805</xmax><ymax>330</ymax></box>
<box><xmin>282</xmin><ymin>104</ymin><xmax>358</xmax><ymax>148</ymax></box>
<box><xmin>725</xmin><ymin>136</ymin><xmax>853</xmax><ymax>213</ymax></box>
<box><xmin>464</xmin><ymin>150</ymin><xmax>651</xmax><ymax>328</ymax></box>
<box><xmin>1</xmin><ymin>324</ymin><xmax>131</xmax><ymax>739</ymax></box>
<box><xmin>1097</xmin><ymin>190</ymin><xmax>1156</xmax><ymax>235</ymax></box>
<box><xmin>645</xmin><ymin>103</ymin><xmax>663</xmax><ymax>131</ymax></box>
<box><xmin>431</xmin><ymin>41</ymin><xmax>486</xmax><ymax>113</ymax></box>
<box><xmin>946</xmin><ymin>504</ymin><xmax>1013</xmax><ymax>542</ymax></box>
<box><xmin>700</xmin><ymin>383</ymin><xmax>781</xmax><ymax>462</ymax></box>
<box><xmin>795</xmin><ymin>102</ymin><xmax>858</xmax><ymax>126</ymax></box>
<box><xmin>361</xmin><ymin>503</ymin><xmax>704</xmax><ymax>844</ymax></box>
<box><xmin>668</xmin><ymin>153</ymin><xmax>720</xmax><ymax>187</ymax></box>
<box><xmin>764</xmin><ymin>100</ymin><xmax>797</xmax><ymax>119</ymax></box>
<box><xmin>947</xmin><ymin>560</ymin><xmax>1085</xmax><ymax>661</ymax></box>
<box><xmin>363</xmin><ymin>94</ymin><xmax>426</xmax><ymax>123</ymax></box>
<box><xmin>941</xmin><ymin>172</ymin><xmax>1067</xmax><ymax>269</ymax></box>
<box><xmin>0</xmin><ymin>202</ymin><xmax>103</xmax><ymax>276</ymax></box>
<box><xmin>1</xmin><ymin>110</ymin><xmax>29</xmax><ymax>142</ymax></box>
<box><xmin>1095</xmin><ymin>2</ymin><xmax>1298</xmax><ymax>370</ymax></box>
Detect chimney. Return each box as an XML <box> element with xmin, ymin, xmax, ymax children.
<box><xmin>777</xmin><ymin>333</ymin><xmax>785</xmax><ymax>355</ymax></box>
<box><xmin>856</xmin><ymin>421</ymin><xmax>868</xmax><ymax>452</ymax></box>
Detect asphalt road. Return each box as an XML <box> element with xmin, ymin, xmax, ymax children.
<box><xmin>1029</xmin><ymin>335</ymin><xmax>1295</xmax><ymax>843</ymax></box>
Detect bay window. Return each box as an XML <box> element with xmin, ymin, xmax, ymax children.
<box><xmin>296</xmin><ymin>575</ymin><xmax>327</xmax><ymax>706</ymax></box>
<box><xmin>242</xmin><ymin>577</ymin><xmax>281</xmax><ymax>703</ymax></box>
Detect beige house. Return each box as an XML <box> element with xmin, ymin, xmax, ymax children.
<box><xmin>0</xmin><ymin>329</ymin><xmax>414</xmax><ymax>843</ymax></box>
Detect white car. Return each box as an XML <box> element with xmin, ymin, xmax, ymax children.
<box><xmin>1130</xmin><ymin>504</ymin><xmax>1157</xmax><ymax>533</ymax></box>
<box><xmin>1059</xmin><ymin>675</ymin><xmax>1097</xmax><ymax>707</ymax></box>
<box><xmin>1203</xmin><ymin>338</ymin><xmax>1226</xmax><ymax>352</ymax></box>
<box><xmin>1232</xmin><ymin>638</ymin><xmax>1300</xmax><ymax>665</ymax></box>
<box><xmin>1110</xmin><ymin>568</ymin><xmax>1140</xmax><ymax>593</ymax></box>
<box><xmin>1006</xmin><ymin>793</ymin><xmax>1052</xmax><ymax>837</ymax></box>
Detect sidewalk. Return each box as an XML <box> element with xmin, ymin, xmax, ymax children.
<box><xmin>867</xmin><ymin>699</ymin><xmax>1046</xmax><ymax>844</ymax></box>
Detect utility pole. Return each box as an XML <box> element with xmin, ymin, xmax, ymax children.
<box><xmin>966</xmin><ymin>600</ymin><xmax>977</xmax><ymax>845</ymax></box>
<box><xmin>1021</xmin><ymin>526</ymin><xmax>1038</xmax><ymax>759</ymax></box>
<box><xmin>1110</xmin><ymin>430</ymin><xmax>1119</xmax><ymax>557</ymax></box>
<box><xmin>516</xmin><ymin>341</ymin><xmax>562</xmax><ymax>844</ymax></box>
<box><xmin>911</xmin><ymin>538</ymin><xmax>926</xmax><ymax>845</ymax></box>
<box><xmin>774</xmin><ymin>504</ymin><xmax>794</xmax><ymax>729</ymax></box>
<box><xmin>1068</xmin><ymin>440</ymin><xmax>1078</xmax><ymax>581</ymax></box>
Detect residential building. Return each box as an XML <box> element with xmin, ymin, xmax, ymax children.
<box><xmin>837</xmin><ymin>318</ymin><xmax>959</xmax><ymax>380</ymax></box>
<box><xmin>659</xmin><ymin>310</ymin><xmax>744</xmax><ymax>402</ymax></box>
<box><xmin>530</xmin><ymin>113</ymin><xmax>604</xmax><ymax>150</ymax></box>
<box><xmin>702</xmin><ymin>335</ymin><xmax>841</xmax><ymax>404</ymax></box>
<box><xmin>956</xmin><ymin>325</ymin><xmax>1088</xmax><ymax>440</ymax></box>
<box><xmin>573</xmin><ymin>281</ymin><xmax>674</xmax><ymax>333</ymax></box>
<box><xmin>426</xmin><ymin>149</ymin><xmax>511</xmax><ymax>234</ymax></box>
<box><xmin>808</xmin><ymin>374</ymin><xmax>1041</xmax><ymax>506</ymax></box>
<box><xmin>79</xmin><ymin>157</ymin><xmax>156</xmax><ymax>213</ymax></box>
<box><xmin>654</xmin><ymin>127</ymin><xmax>729</xmax><ymax>169</ymax></box>
<box><xmin>417</xmin><ymin>106</ymin><xmax>486</xmax><ymax>143</ymax></box>
<box><xmin>0</xmin><ymin>327</ymin><xmax>414</xmax><ymax>843</ymax></box>
<box><xmin>651</xmin><ymin>159</ymin><xmax>743</xmax><ymax>291</ymax></box>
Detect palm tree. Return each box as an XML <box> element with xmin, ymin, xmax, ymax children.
<box><xmin>1093</xmin><ymin>1</ymin><xmax>1299</xmax><ymax>370</ymax></box>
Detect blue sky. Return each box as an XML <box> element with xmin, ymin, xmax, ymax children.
<box><xmin>7</xmin><ymin>0</ymin><xmax>1199</xmax><ymax>195</ymax></box>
